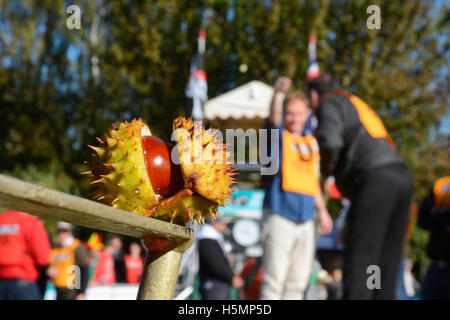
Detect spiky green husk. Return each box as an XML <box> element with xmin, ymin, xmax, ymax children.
<box><xmin>86</xmin><ymin>119</ymin><xmax>158</xmax><ymax>216</ymax></box>
<box><xmin>85</xmin><ymin>117</ymin><xmax>238</xmax><ymax>226</ymax></box>
<box><xmin>173</xmin><ymin>117</ymin><xmax>237</xmax><ymax>206</ymax></box>
<box><xmin>146</xmin><ymin>189</ymin><xmax>219</xmax><ymax>227</ymax></box>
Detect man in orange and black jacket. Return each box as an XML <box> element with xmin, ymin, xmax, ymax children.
<box><xmin>307</xmin><ymin>74</ymin><xmax>414</xmax><ymax>300</ymax></box>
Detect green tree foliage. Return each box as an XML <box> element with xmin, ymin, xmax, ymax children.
<box><xmin>0</xmin><ymin>0</ymin><xmax>448</xmax><ymax>278</ymax></box>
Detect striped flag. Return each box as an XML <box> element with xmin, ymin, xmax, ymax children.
<box><xmin>185</xmin><ymin>29</ymin><xmax>207</xmax><ymax>121</ymax></box>
<box><xmin>306</xmin><ymin>33</ymin><xmax>320</xmax><ymax>81</ymax></box>
<box><xmin>304</xmin><ymin>32</ymin><xmax>320</xmax><ymax>135</ymax></box>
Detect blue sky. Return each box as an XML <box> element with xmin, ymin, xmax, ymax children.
<box><xmin>440</xmin><ymin>115</ymin><xmax>450</xmax><ymax>135</ymax></box>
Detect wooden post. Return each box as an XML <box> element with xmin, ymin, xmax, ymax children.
<box><xmin>0</xmin><ymin>174</ymin><xmax>194</xmax><ymax>300</ymax></box>
<box><xmin>137</xmin><ymin>236</ymin><xmax>193</xmax><ymax>300</ymax></box>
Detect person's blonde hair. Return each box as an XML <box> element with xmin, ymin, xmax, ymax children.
<box><xmin>282</xmin><ymin>91</ymin><xmax>310</xmax><ymax>114</ymax></box>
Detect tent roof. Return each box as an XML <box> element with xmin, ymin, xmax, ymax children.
<box><xmin>205</xmin><ymin>80</ymin><xmax>280</xmax><ymax>120</ymax></box>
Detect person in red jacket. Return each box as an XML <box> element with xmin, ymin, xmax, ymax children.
<box><xmin>239</xmin><ymin>256</ymin><xmax>263</xmax><ymax>300</ymax></box>
<box><xmin>91</xmin><ymin>238</ymin><xmax>117</xmax><ymax>286</ymax></box>
<box><xmin>0</xmin><ymin>210</ymin><xmax>51</xmax><ymax>300</ymax></box>
<box><xmin>124</xmin><ymin>242</ymin><xmax>143</xmax><ymax>284</ymax></box>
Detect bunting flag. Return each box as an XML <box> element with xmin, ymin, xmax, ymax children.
<box><xmin>185</xmin><ymin>28</ymin><xmax>207</xmax><ymax>121</ymax></box>
<box><xmin>304</xmin><ymin>32</ymin><xmax>320</xmax><ymax>136</ymax></box>
<box><xmin>306</xmin><ymin>33</ymin><xmax>320</xmax><ymax>81</ymax></box>
<box><xmin>86</xmin><ymin>232</ymin><xmax>104</xmax><ymax>251</ymax></box>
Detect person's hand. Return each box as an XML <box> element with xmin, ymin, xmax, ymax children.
<box><xmin>232</xmin><ymin>275</ymin><xmax>244</xmax><ymax>288</ymax></box>
<box><xmin>46</xmin><ymin>266</ymin><xmax>60</xmax><ymax>278</ymax></box>
<box><xmin>274</xmin><ymin>76</ymin><xmax>292</xmax><ymax>93</ymax></box>
<box><xmin>318</xmin><ymin>208</ymin><xmax>333</xmax><ymax>235</ymax></box>
<box><xmin>75</xmin><ymin>293</ymin><xmax>85</xmax><ymax>300</ymax></box>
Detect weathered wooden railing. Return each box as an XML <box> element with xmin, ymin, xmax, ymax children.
<box><xmin>0</xmin><ymin>173</ymin><xmax>194</xmax><ymax>300</ymax></box>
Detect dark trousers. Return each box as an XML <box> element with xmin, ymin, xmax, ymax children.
<box><xmin>200</xmin><ymin>279</ymin><xmax>230</xmax><ymax>300</ymax></box>
<box><xmin>421</xmin><ymin>262</ymin><xmax>450</xmax><ymax>300</ymax></box>
<box><xmin>56</xmin><ymin>287</ymin><xmax>78</xmax><ymax>300</ymax></box>
<box><xmin>0</xmin><ymin>279</ymin><xmax>42</xmax><ymax>300</ymax></box>
<box><xmin>343</xmin><ymin>163</ymin><xmax>413</xmax><ymax>300</ymax></box>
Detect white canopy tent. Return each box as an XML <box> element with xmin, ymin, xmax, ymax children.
<box><xmin>204</xmin><ymin>82</ymin><xmax>273</xmax><ymax>255</ymax></box>
<box><xmin>204</xmin><ymin>80</ymin><xmax>281</xmax><ymax>175</ymax></box>
<box><xmin>204</xmin><ymin>80</ymin><xmax>280</xmax><ymax>130</ymax></box>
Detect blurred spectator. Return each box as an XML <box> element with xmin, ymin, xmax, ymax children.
<box><xmin>48</xmin><ymin>222</ymin><xmax>89</xmax><ymax>300</ymax></box>
<box><xmin>326</xmin><ymin>269</ymin><xmax>343</xmax><ymax>300</ymax></box>
<box><xmin>307</xmin><ymin>74</ymin><xmax>413</xmax><ymax>299</ymax></box>
<box><xmin>91</xmin><ymin>238</ymin><xmax>117</xmax><ymax>286</ymax></box>
<box><xmin>261</xmin><ymin>76</ymin><xmax>332</xmax><ymax>300</ymax></box>
<box><xmin>396</xmin><ymin>258</ymin><xmax>420</xmax><ymax>300</ymax></box>
<box><xmin>395</xmin><ymin>204</ymin><xmax>420</xmax><ymax>300</ymax></box>
<box><xmin>305</xmin><ymin>259</ymin><xmax>331</xmax><ymax>300</ymax></box>
<box><xmin>316</xmin><ymin>199</ymin><xmax>350</xmax><ymax>300</ymax></box>
<box><xmin>86</xmin><ymin>232</ymin><xmax>104</xmax><ymax>284</ymax></box>
<box><xmin>0</xmin><ymin>210</ymin><xmax>51</xmax><ymax>300</ymax></box>
<box><xmin>418</xmin><ymin>141</ymin><xmax>450</xmax><ymax>299</ymax></box>
<box><xmin>124</xmin><ymin>242</ymin><xmax>143</xmax><ymax>284</ymax></box>
<box><xmin>197</xmin><ymin>217</ymin><xmax>244</xmax><ymax>300</ymax></box>
<box><xmin>110</xmin><ymin>236</ymin><xmax>127</xmax><ymax>283</ymax></box>
<box><xmin>239</xmin><ymin>256</ymin><xmax>263</xmax><ymax>300</ymax></box>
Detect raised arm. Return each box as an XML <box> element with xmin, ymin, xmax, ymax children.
<box><xmin>268</xmin><ymin>76</ymin><xmax>292</xmax><ymax>127</ymax></box>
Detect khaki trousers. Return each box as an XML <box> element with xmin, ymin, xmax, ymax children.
<box><xmin>260</xmin><ymin>213</ymin><xmax>315</xmax><ymax>300</ymax></box>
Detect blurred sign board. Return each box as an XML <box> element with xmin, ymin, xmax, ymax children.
<box><xmin>218</xmin><ymin>189</ymin><xmax>264</xmax><ymax>220</ymax></box>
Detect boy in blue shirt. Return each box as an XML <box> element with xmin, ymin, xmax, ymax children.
<box><xmin>261</xmin><ymin>76</ymin><xmax>332</xmax><ymax>300</ymax></box>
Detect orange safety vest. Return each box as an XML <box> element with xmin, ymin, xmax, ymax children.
<box><xmin>281</xmin><ymin>131</ymin><xmax>320</xmax><ymax>196</ymax></box>
<box><xmin>433</xmin><ymin>176</ymin><xmax>450</xmax><ymax>208</ymax></box>
<box><xmin>333</xmin><ymin>90</ymin><xmax>395</xmax><ymax>147</ymax></box>
<box><xmin>50</xmin><ymin>239</ymin><xmax>81</xmax><ymax>288</ymax></box>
